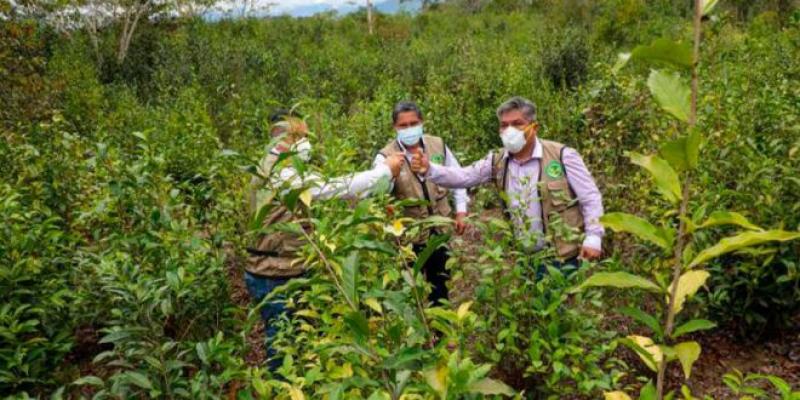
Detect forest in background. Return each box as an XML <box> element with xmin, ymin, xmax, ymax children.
<box><xmin>2</xmin><ymin>0</ymin><xmax>800</xmax><ymax>398</ymax></box>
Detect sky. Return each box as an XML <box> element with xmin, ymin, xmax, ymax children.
<box><xmin>270</xmin><ymin>0</ymin><xmax>363</xmax><ymax>16</ymax></box>
<box><xmin>205</xmin><ymin>0</ymin><xmax>420</xmax><ymax>20</ymax></box>
<box><xmin>209</xmin><ymin>0</ymin><xmax>420</xmax><ymax>17</ymax></box>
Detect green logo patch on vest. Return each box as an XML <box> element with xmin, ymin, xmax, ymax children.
<box><xmin>545</xmin><ymin>160</ymin><xmax>564</xmax><ymax>179</ymax></box>
<box><xmin>430</xmin><ymin>154</ymin><xmax>445</xmax><ymax>165</ymax></box>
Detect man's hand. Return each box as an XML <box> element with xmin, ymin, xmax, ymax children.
<box><xmin>384</xmin><ymin>153</ymin><xmax>405</xmax><ymax>177</ymax></box>
<box><xmin>579</xmin><ymin>246</ymin><xmax>602</xmax><ymax>261</ymax></box>
<box><xmin>410</xmin><ymin>148</ymin><xmax>429</xmax><ymax>175</ymax></box>
<box><xmin>454</xmin><ymin>212</ymin><xmax>468</xmax><ymax>235</ymax></box>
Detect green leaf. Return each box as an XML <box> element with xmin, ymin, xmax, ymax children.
<box><xmin>122</xmin><ymin>371</ymin><xmax>152</xmax><ymax>390</ymax></box>
<box><xmin>631</xmin><ymin>38</ymin><xmax>692</xmax><ymax>69</ymax></box>
<box><xmin>601</xmin><ymin>212</ymin><xmax>675</xmax><ymax>251</ymax></box>
<box><xmin>381</xmin><ymin>347</ymin><xmax>427</xmax><ymax>370</ymax></box>
<box><xmin>572</xmin><ymin>272</ymin><xmax>661</xmax><ymax>293</ymax></box>
<box><xmin>658</xmin><ymin>131</ymin><xmax>703</xmax><ymax>172</ymax></box>
<box><xmin>621</xmin><ymin>335</ymin><xmax>663</xmax><ymax>372</ymax></box>
<box><xmin>647</xmin><ymin>69</ymin><xmax>691</xmax><ymax>122</ymax></box>
<box><xmin>468</xmin><ymin>378</ymin><xmax>515</xmax><ymax>396</ymax></box>
<box><xmin>702</xmin><ymin>0</ymin><xmax>720</xmax><ymax>15</ymax></box>
<box><xmin>674</xmin><ymin>341</ymin><xmax>701</xmax><ymax>379</ymax></box>
<box><xmin>639</xmin><ymin>381</ymin><xmax>657</xmax><ymax>400</ymax></box>
<box><xmin>99</xmin><ymin>329</ymin><xmax>132</xmax><ymax>344</ymax></box>
<box><xmin>618</xmin><ymin>307</ymin><xmax>663</xmax><ymax>338</ymax></box>
<box><xmin>691</xmin><ymin>211</ymin><xmax>763</xmax><ymax>233</ymax></box>
<box><xmin>73</xmin><ymin>376</ymin><xmax>104</xmax><ymax>387</ymax></box>
<box><xmin>341</xmin><ymin>252</ymin><xmax>360</xmax><ymax>309</ymax></box>
<box><xmin>689</xmin><ymin>230</ymin><xmax>800</xmax><ymax>268</ymax></box>
<box><xmin>668</xmin><ymin>270</ymin><xmax>710</xmax><ymax>314</ymax></box>
<box><xmin>423</xmin><ymin>366</ymin><xmax>448</xmax><ymax>398</ymax></box>
<box><xmin>628</xmin><ymin>152</ymin><xmax>682</xmax><ymax>204</ymax></box>
<box><xmin>749</xmin><ymin>375</ymin><xmax>792</xmax><ymax>398</ymax></box>
<box><xmin>413</xmin><ymin>234</ymin><xmax>450</xmax><ymax>276</ymax></box>
<box><xmin>673</xmin><ymin>319</ymin><xmax>717</xmax><ymax>338</ymax></box>
<box><xmin>343</xmin><ymin>311</ymin><xmax>369</xmax><ymax>344</ymax></box>
<box><xmin>659</xmin><ymin>137</ymin><xmax>690</xmax><ymax>172</ymax></box>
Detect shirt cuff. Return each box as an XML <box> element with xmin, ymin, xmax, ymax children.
<box><xmin>582</xmin><ymin>235</ymin><xmax>602</xmax><ymax>251</ymax></box>
<box><xmin>375</xmin><ymin>163</ymin><xmax>392</xmax><ymax>177</ymax></box>
<box><xmin>425</xmin><ymin>163</ymin><xmax>440</xmax><ymax>178</ymax></box>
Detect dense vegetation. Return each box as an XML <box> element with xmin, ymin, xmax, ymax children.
<box><xmin>2</xmin><ymin>0</ymin><xmax>799</xmax><ymax>398</ymax></box>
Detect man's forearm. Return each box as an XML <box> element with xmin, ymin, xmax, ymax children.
<box><xmin>427</xmin><ymin>154</ymin><xmax>493</xmax><ymax>189</ymax></box>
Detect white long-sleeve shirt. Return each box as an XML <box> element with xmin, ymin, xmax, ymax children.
<box><xmin>372</xmin><ymin>142</ymin><xmax>469</xmax><ymax>213</ymax></box>
<box><xmin>273</xmin><ymin>163</ymin><xmax>392</xmax><ymax>200</ymax></box>
<box><xmin>250</xmin><ymin>150</ymin><xmax>393</xmax><ymax>212</ymax></box>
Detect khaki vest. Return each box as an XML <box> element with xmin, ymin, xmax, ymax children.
<box><xmin>492</xmin><ymin>139</ymin><xmax>585</xmax><ymax>259</ymax></box>
<box><xmin>380</xmin><ymin>136</ymin><xmax>452</xmax><ymax>242</ymax></box>
<box><xmin>245</xmin><ymin>152</ymin><xmax>307</xmax><ymax>278</ymax></box>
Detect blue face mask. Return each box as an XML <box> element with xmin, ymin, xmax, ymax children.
<box><xmin>396</xmin><ymin>124</ymin><xmax>423</xmax><ymax>146</ymax></box>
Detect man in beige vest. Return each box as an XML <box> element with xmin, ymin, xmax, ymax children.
<box><xmin>246</xmin><ymin>110</ymin><xmax>404</xmax><ymax>371</ymax></box>
<box><xmin>373</xmin><ymin>101</ymin><xmax>469</xmax><ymax>306</ymax></box>
<box><xmin>410</xmin><ymin>97</ymin><xmax>604</xmax><ymax>273</ymax></box>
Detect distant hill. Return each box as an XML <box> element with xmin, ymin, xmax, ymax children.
<box><xmin>281</xmin><ymin>0</ymin><xmax>422</xmax><ymax>17</ymax></box>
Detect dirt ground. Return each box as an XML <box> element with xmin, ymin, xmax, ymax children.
<box><xmin>228</xmin><ymin>210</ymin><xmax>800</xmax><ymax>398</ymax></box>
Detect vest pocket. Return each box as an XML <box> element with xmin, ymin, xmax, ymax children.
<box><xmin>546</xmin><ymin>180</ymin><xmax>572</xmax><ymax>210</ymax></box>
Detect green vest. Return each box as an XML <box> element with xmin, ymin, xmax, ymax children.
<box><xmin>491</xmin><ymin>139</ymin><xmax>585</xmax><ymax>259</ymax></box>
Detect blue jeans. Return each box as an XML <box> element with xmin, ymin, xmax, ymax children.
<box><xmin>244</xmin><ymin>271</ymin><xmax>292</xmax><ymax>372</ymax></box>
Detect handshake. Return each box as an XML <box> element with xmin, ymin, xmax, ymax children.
<box><xmin>383</xmin><ymin>149</ymin><xmax>430</xmax><ymax>177</ymax></box>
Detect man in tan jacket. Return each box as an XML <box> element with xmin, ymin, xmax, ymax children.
<box><xmin>373</xmin><ymin>101</ymin><xmax>469</xmax><ymax>306</ymax></box>
<box><xmin>246</xmin><ymin>110</ymin><xmax>404</xmax><ymax>371</ymax></box>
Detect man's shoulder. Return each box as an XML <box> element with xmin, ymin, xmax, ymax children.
<box><xmin>540</xmin><ymin>138</ymin><xmax>567</xmax><ymax>149</ymax></box>
<box><xmin>423</xmin><ymin>134</ymin><xmax>445</xmax><ymax>148</ymax></box>
<box><xmin>379</xmin><ymin>139</ymin><xmax>401</xmax><ymax>155</ymax></box>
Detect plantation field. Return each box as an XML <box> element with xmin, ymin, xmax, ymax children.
<box><xmin>2</xmin><ymin>0</ymin><xmax>800</xmax><ymax>399</ymax></box>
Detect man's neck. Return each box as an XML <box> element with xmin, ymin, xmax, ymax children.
<box><xmin>512</xmin><ymin>136</ymin><xmax>537</xmax><ymax>163</ymax></box>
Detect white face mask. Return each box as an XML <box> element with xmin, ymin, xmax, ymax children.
<box><xmin>396</xmin><ymin>124</ymin><xmax>423</xmax><ymax>146</ymax></box>
<box><xmin>291</xmin><ymin>138</ymin><xmax>312</xmax><ymax>162</ymax></box>
<box><xmin>500</xmin><ymin>126</ymin><xmax>527</xmax><ymax>154</ymax></box>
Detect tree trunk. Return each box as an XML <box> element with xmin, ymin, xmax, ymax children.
<box><xmin>366</xmin><ymin>0</ymin><xmax>374</xmax><ymax>35</ymax></box>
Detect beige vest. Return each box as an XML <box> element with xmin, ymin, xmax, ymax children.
<box><xmin>492</xmin><ymin>139</ymin><xmax>584</xmax><ymax>259</ymax></box>
<box><xmin>245</xmin><ymin>152</ymin><xmax>307</xmax><ymax>277</ymax></box>
<box><xmin>380</xmin><ymin>136</ymin><xmax>452</xmax><ymax>242</ymax></box>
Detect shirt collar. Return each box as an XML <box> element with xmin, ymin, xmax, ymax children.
<box><xmin>505</xmin><ymin>138</ymin><xmax>542</xmax><ymax>163</ymax></box>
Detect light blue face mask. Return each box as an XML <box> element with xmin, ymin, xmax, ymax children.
<box><xmin>396</xmin><ymin>124</ymin><xmax>423</xmax><ymax>146</ymax></box>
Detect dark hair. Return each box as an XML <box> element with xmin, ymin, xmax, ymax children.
<box><xmin>391</xmin><ymin>101</ymin><xmax>423</xmax><ymax>124</ymax></box>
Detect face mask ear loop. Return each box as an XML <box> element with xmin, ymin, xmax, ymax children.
<box><xmin>525</xmin><ymin>122</ymin><xmax>538</xmax><ymax>140</ymax></box>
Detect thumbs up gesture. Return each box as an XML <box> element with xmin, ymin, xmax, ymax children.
<box><xmin>409</xmin><ymin>148</ymin><xmax>429</xmax><ymax>175</ymax></box>
<box><xmin>384</xmin><ymin>153</ymin><xmax>405</xmax><ymax>178</ymax></box>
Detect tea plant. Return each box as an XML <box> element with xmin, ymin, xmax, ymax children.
<box><xmin>453</xmin><ymin>216</ymin><xmax>623</xmax><ymax>398</ymax></box>
<box><xmin>576</xmin><ymin>1</ymin><xmax>800</xmax><ymax>399</ymax></box>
